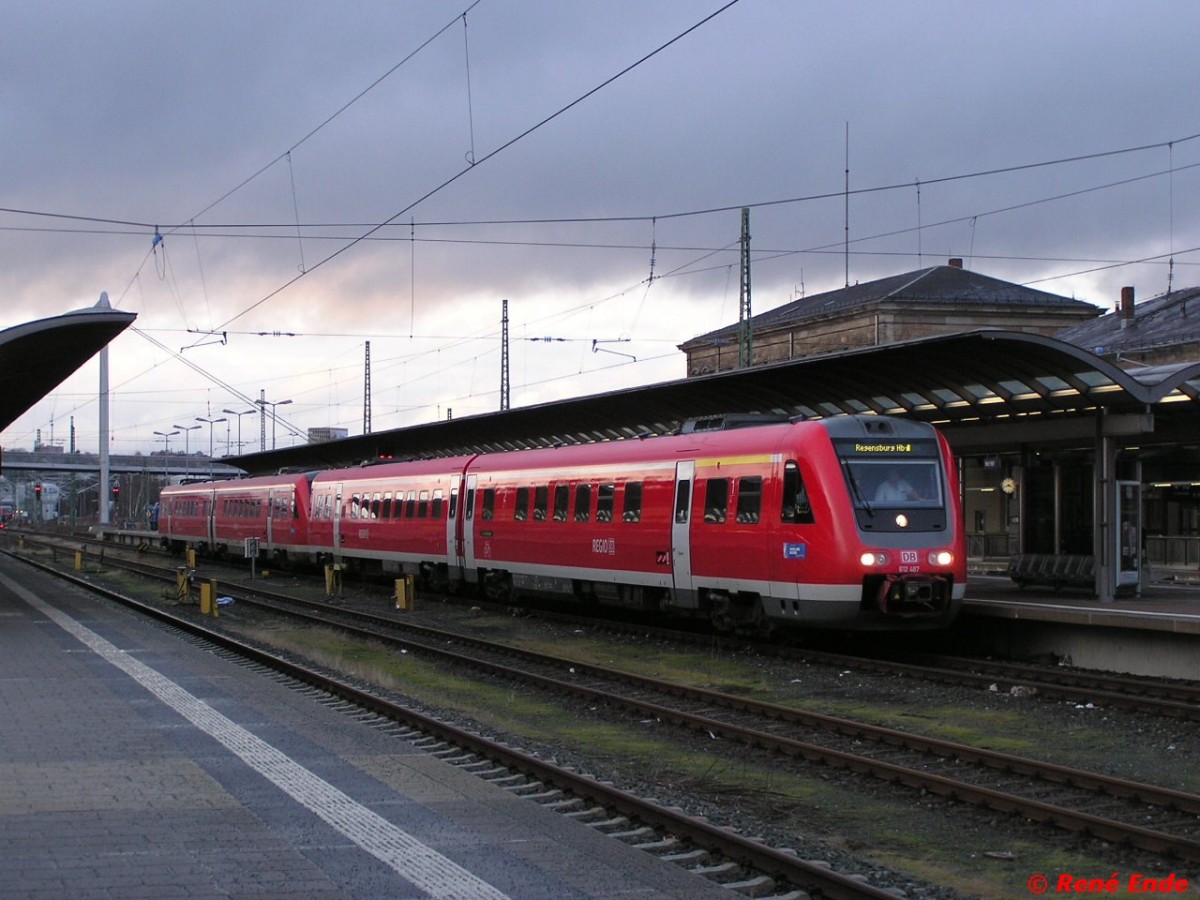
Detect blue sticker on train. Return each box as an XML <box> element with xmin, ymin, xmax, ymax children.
<box><xmin>783</xmin><ymin>542</ymin><xmax>807</xmax><ymax>559</ymax></box>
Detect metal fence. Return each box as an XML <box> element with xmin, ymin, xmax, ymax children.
<box><xmin>967</xmin><ymin>533</ymin><xmax>1018</xmax><ymax>559</ymax></box>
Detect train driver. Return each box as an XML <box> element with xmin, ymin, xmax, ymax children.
<box><xmin>874</xmin><ymin>467</ymin><xmax>918</xmax><ymax>503</ymax></box>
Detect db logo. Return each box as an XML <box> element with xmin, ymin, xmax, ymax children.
<box><xmin>901</xmin><ymin>550</ymin><xmax>919</xmax><ymax>564</ymax></box>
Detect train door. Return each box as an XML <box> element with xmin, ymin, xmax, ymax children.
<box><xmin>671</xmin><ymin>461</ymin><xmax>695</xmax><ymax>600</ymax></box>
<box><xmin>446</xmin><ymin>474</ymin><xmax>462</xmax><ymax>582</ymax></box>
<box><xmin>332</xmin><ymin>482</ymin><xmax>344</xmax><ymax>559</ymax></box>
<box><xmin>206</xmin><ymin>489</ymin><xmax>216</xmax><ymax>550</ymax></box>
<box><xmin>460</xmin><ymin>473</ymin><xmax>478</xmax><ymax>583</ymax></box>
<box><xmin>265</xmin><ymin>487</ymin><xmax>277</xmax><ymax>552</ymax></box>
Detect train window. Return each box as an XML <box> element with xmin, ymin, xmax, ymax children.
<box><xmin>464</xmin><ymin>488</ymin><xmax>475</xmax><ymax>520</ymax></box>
<box><xmin>533</xmin><ymin>486</ymin><xmax>548</xmax><ymax>521</ymax></box>
<box><xmin>674</xmin><ymin>479</ymin><xmax>691</xmax><ymax>524</ymax></box>
<box><xmin>553</xmin><ymin>485</ymin><xmax>570</xmax><ymax>522</ymax></box>
<box><xmin>514</xmin><ymin>487</ymin><xmax>530</xmax><ymax>521</ymax></box>
<box><xmin>481</xmin><ymin>488</ymin><xmax>495</xmax><ymax>521</ymax></box>
<box><xmin>418</xmin><ymin>490</ymin><xmax>430</xmax><ymax>519</ymax></box>
<box><xmin>574</xmin><ymin>484</ymin><xmax>591</xmax><ymax>522</ymax></box>
<box><xmin>736</xmin><ymin>477</ymin><xmax>762</xmax><ymax>524</ymax></box>
<box><xmin>597</xmin><ymin>483</ymin><xmax>615</xmax><ymax>522</ymax></box>
<box><xmin>368</xmin><ymin>493</ymin><xmax>379</xmax><ymax>519</ymax></box>
<box><xmin>406</xmin><ymin>491</ymin><xmax>416</xmax><ymax>518</ymax></box>
<box><xmin>449</xmin><ymin>486</ymin><xmax>459</xmax><ymax>519</ymax></box>
<box><xmin>622</xmin><ymin>482</ymin><xmax>642</xmax><ymax>523</ymax></box>
<box><xmin>432</xmin><ymin>489</ymin><xmax>444</xmax><ymax>519</ymax></box>
<box><xmin>861</xmin><ymin>460</ymin><xmax>940</xmax><ymax>507</ymax></box>
<box><xmin>382</xmin><ymin>492</ymin><xmax>393</xmax><ymax>520</ymax></box>
<box><xmin>782</xmin><ymin>461</ymin><xmax>815</xmax><ymax>524</ymax></box>
<box><xmin>703</xmin><ymin>479</ymin><xmax>728</xmax><ymax>524</ymax></box>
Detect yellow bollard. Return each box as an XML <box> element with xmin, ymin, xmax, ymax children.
<box><xmin>324</xmin><ymin>563</ymin><xmax>344</xmax><ymax>598</ymax></box>
<box><xmin>395</xmin><ymin>574</ymin><xmax>415</xmax><ymax>611</ymax></box>
<box><xmin>74</xmin><ymin>549</ymin><xmax>84</xmax><ymax>571</ymax></box>
<box><xmin>199</xmin><ymin>580</ymin><xmax>213</xmax><ymax>615</ymax></box>
<box><xmin>176</xmin><ymin>567</ymin><xmax>192</xmax><ymax>603</ymax></box>
<box><xmin>186</xmin><ymin>547</ymin><xmax>197</xmax><ymax>569</ymax></box>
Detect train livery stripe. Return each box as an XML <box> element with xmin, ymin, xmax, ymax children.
<box><xmin>693</xmin><ymin>453</ymin><xmax>780</xmax><ymax>469</ymax></box>
<box><xmin>7</xmin><ymin>576</ymin><xmax>511</xmax><ymax>900</ymax></box>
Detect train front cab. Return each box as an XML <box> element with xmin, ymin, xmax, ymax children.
<box><xmin>817</xmin><ymin>417</ymin><xmax>966</xmax><ymax>629</ymax></box>
<box><xmin>680</xmin><ymin>416</ymin><xmax>965</xmax><ymax>633</ymax></box>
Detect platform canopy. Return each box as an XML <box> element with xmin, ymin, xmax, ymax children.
<box><xmin>232</xmin><ymin>329</ymin><xmax>1200</xmax><ymax>475</ymax></box>
<box><xmin>0</xmin><ymin>298</ymin><xmax>137</xmax><ymax>432</ymax></box>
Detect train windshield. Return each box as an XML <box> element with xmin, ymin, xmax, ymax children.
<box><xmin>841</xmin><ymin>458</ymin><xmax>942</xmax><ymax>510</ymax></box>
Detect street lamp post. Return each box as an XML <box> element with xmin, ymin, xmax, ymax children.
<box><xmin>172</xmin><ymin>423</ymin><xmax>202</xmax><ymax>479</ymax></box>
<box><xmin>255</xmin><ymin>398</ymin><xmax>293</xmax><ymax>450</ymax></box>
<box><xmin>222</xmin><ymin>408</ymin><xmax>256</xmax><ymax>456</ymax></box>
<box><xmin>153</xmin><ymin>429</ymin><xmax>179</xmax><ymax>482</ymax></box>
<box><xmin>196</xmin><ymin>415</ymin><xmax>227</xmax><ymax>477</ymax></box>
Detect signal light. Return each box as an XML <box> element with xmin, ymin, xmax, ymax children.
<box><xmin>112</xmin><ymin>484</ymin><xmax>120</xmax><ymax>497</ymax></box>
<box><xmin>34</xmin><ymin>484</ymin><xmax>42</xmax><ymax>496</ymax></box>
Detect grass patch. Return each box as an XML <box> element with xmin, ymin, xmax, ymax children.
<box><xmin>222</xmin><ymin>622</ymin><xmax>1136</xmax><ymax>896</ymax></box>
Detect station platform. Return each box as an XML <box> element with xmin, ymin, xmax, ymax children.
<box><xmin>0</xmin><ymin>554</ymin><xmax>731</xmax><ymax>899</ymax></box>
<box><xmin>956</xmin><ymin>566</ymin><xmax>1200</xmax><ymax>679</ymax></box>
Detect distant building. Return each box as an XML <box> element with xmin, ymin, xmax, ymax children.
<box><xmin>308</xmin><ymin>427</ymin><xmax>349</xmax><ymax>444</ymax></box>
<box><xmin>678</xmin><ymin>261</ymin><xmax>1102</xmax><ymax>376</ymax></box>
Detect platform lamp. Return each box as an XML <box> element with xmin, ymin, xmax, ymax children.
<box><xmin>196</xmin><ymin>415</ymin><xmax>226</xmax><ymax>477</ymax></box>
<box><xmin>255</xmin><ymin>398</ymin><xmax>293</xmax><ymax>450</ymax></box>
<box><xmin>172</xmin><ymin>423</ymin><xmax>202</xmax><ymax>479</ymax></box>
<box><xmin>153</xmin><ymin>429</ymin><xmax>179</xmax><ymax>483</ymax></box>
<box><xmin>222</xmin><ymin>408</ymin><xmax>256</xmax><ymax>456</ymax></box>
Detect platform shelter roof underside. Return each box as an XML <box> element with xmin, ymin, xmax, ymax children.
<box><xmin>232</xmin><ymin>330</ymin><xmax>1200</xmax><ymax>476</ymax></box>
<box><xmin>0</xmin><ymin>305</ymin><xmax>138</xmax><ymax>433</ymax></box>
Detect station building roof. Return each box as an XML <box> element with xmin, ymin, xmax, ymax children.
<box><xmin>679</xmin><ymin>264</ymin><xmax>1099</xmax><ymax>352</ymax></box>
<box><xmin>0</xmin><ymin>297</ymin><xmax>137</xmax><ymax>432</ymax></box>
<box><xmin>233</xmin><ymin>329</ymin><xmax>1200</xmax><ymax>475</ymax></box>
<box><xmin>1057</xmin><ymin>285</ymin><xmax>1200</xmax><ymax>363</ymax></box>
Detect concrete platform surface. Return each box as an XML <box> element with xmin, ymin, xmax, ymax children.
<box><xmin>0</xmin><ymin>555</ymin><xmax>734</xmax><ymax>899</ymax></box>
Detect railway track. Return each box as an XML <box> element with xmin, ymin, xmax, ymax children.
<box><xmin>15</xmin><ymin>537</ymin><xmax>1200</xmax><ymax>866</ymax></box>
<box><xmin>21</xmin><ymin>527</ymin><xmax>1200</xmax><ymax>724</ymax></box>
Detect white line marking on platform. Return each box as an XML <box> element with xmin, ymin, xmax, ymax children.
<box><xmin>5</xmin><ymin>575</ymin><xmax>510</xmax><ymax>900</ymax></box>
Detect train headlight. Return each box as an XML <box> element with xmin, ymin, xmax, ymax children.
<box><xmin>894</xmin><ymin>514</ymin><xmax>909</xmax><ymax>528</ymax></box>
<box><xmin>928</xmin><ymin>550</ymin><xmax>954</xmax><ymax>567</ymax></box>
<box><xmin>860</xmin><ymin>551</ymin><xmax>890</xmax><ymax>567</ymax></box>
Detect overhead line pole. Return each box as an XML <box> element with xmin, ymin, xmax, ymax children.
<box><xmin>737</xmin><ymin>208</ymin><xmax>752</xmax><ymax>368</ymax></box>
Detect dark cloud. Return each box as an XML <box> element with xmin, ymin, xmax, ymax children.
<box><xmin>2</xmin><ymin>1</ymin><xmax>1198</xmax><ymax>452</ymax></box>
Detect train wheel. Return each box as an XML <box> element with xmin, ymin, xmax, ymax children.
<box><xmin>483</xmin><ymin>571</ymin><xmax>513</xmax><ymax>602</ymax></box>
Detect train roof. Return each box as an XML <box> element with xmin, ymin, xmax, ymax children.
<box><xmin>161</xmin><ymin>470</ymin><xmax>314</xmax><ymax>493</ymax></box>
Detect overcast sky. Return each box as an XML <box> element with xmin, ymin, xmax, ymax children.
<box><xmin>3</xmin><ymin>0</ymin><xmax>1198</xmax><ymax>458</ymax></box>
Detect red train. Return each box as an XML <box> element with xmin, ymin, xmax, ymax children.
<box><xmin>159</xmin><ymin>414</ymin><xmax>966</xmax><ymax>632</ymax></box>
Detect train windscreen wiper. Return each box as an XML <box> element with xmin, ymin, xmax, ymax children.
<box><xmin>842</xmin><ymin>462</ymin><xmax>874</xmax><ymax>517</ymax></box>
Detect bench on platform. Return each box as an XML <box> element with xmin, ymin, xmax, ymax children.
<box><xmin>1006</xmin><ymin>553</ymin><xmax>1095</xmax><ymax>591</ymax></box>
